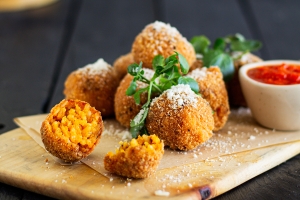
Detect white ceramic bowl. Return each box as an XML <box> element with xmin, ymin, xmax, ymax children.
<box><xmin>239</xmin><ymin>60</ymin><xmax>300</xmax><ymax>131</ymax></box>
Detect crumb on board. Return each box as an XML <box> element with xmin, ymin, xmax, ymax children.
<box><xmin>154</xmin><ymin>190</ymin><xmax>170</xmax><ymax>197</ymax></box>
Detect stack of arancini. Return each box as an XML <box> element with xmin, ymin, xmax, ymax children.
<box><xmin>42</xmin><ymin>21</ymin><xmax>231</xmax><ymax>179</ymax></box>
<box><xmin>113</xmin><ymin>21</ymin><xmax>230</xmax><ymax>150</ymax></box>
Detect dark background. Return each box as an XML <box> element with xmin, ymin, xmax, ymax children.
<box><xmin>0</xmin><ymin>0</ymin><xmax>299</xmax><ymax>199</ymax></box>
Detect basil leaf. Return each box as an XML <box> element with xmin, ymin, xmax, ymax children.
<box><xmin>126</xmin><ymin>80</ymin><xmax>137</xmax><ymax>96</ymax></box>
<box><xmin>176</xmin><ymin>52</ymin><xmax>189</xmax><ymax>74</ymax></box>
<box><xmin>127</xmin><ymin>63</ymin><xmax>141</xmax><ymax>76</ymax></box>
<box><xmin>130</xmin><ymin>107</ymin><xmax>149</xmax><ymax>127</ymax></box>
<box><xmin>209</xmin><ymin>53</ymin><xmax>235</xmax><ymax>82</ymax></box>
<box><xmin>227</xmin><ymin>33</ymin><xmax>245</xmax><ymax>42</ymax></box>
<box><xmin>161</xmin><ymin>81</ymin><xmax>174</xmax><ymax>91</ymax></box>
<box><xmin>154</xmin><ymin>65</ymin><xmax>164</xmax><ymax>75</ymax></box>
<box><xmin>161</xmin><ymin>60</ymin><xmax>176</xmax><ymax>73</ymax></box>
<box><xmin>231</xmin><ymin>40</ymin><xmax>262</xmax><ymax>52</ymax></box>
<box><xmin>133</xmin><ymin>87</ymin><xmax>148</xmax><ymax>105</ymax></box>
<box><xmin>139</xmin><ymin>126</ymin><xmax>149</xmax><ymax>136</ymax></box>
<box><xmin>190</xmin><ymin>35</ymin><xmax>210</xmax><ymax>54</ymax></box>
<box><xmin>167</xmin><ymin>71</ymin><xmax>181</xmax><ymax>81</ymax></box>
<box><xmin>202</xmin><ymin>49</ymin><xmax>222</xmax><ymax>68</ymax></box>
<box><xmin>234</xmin><ymin>33</ymin><xmax>245</xmax><ymax>41</ymax></box>
<box><xmin>213</xmin><ymin>38</ymin><xmax>226</xmax><ymax>51</ymax></box>
<box><xmin>152</xmin><ymin>55</ymin><xmax>165</xmax><ymax>70</ymax></box>
<box><xmin>130</xmin><ymin>124</ymin><xmax>143</xmax><ymax>138</ymax></box>
<box><xmin>178</xmin><ymin>77</ymin><xmax>199</xmax><ymax>94</ymax></box>
<box><xmin>165</xmin><ymin>54</ymin><xmax>177</xmax><ymax>64</ymax></box>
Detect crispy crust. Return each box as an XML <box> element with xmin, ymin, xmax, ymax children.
<box><xmin>41</xmin><ymin>99</ymin><xmax>103</xmax><ymax>162</ymax></box>
<box><xmin>146</xmin><ymin>87</ymin><xmax>214</xmax><ymax>150</ymax></box>
<box><xmin>190</xmin><ymin>59</ymin><xmax>203</xmax><ymax>71</ymax></box>
<box><xmin>228</xmin><ymin>53</ymin><xmax>263</xmax><ymax>107</ymax></box>
<box><xmin>64</xmin><ymin>62</ymin><xmax>119</xmax><ymax>118</ymax></box>
<box><xmin>104</xmin><ymin>135</ymin><xmax>164</xmax><ymax>178</ymax></box>
<box><xmin>188</xmin><ymin>67</ymin><xmax>230</xmax><ymax>131</ymax></box>
<box><xmin>131</xmin><ymin>21</ymin><xmax>196</xmax><ymax>69</ymax></box>
<box><xmin>113</xmin><ymin>52</ymin><xmax>135</xmax><ymax>80</ymax></box>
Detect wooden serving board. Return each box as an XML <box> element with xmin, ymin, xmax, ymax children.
<box><xmin>0</xmin><ymin>128</ymin><xmax>299</xmax><ymax>199</ymax></box>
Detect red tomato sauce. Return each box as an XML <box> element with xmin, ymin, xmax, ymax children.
<box><xmin>247</xmin><ymin>63</ymin><xmax>300</xmax><ymax>85</ymax></box>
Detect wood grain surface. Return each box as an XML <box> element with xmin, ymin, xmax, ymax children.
<box><xmin>0</xmin><ymin>128</ymin><xmax>299</xmax><ymax>199</ymax></box>
<box><xmin>1</xmin><ymin>0</ymin><xmax>300</xmax><ymax>199</ymax></box>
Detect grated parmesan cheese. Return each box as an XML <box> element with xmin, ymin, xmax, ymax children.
<box><xmin>150</xmin><ymin>21</ymin><xmax>178</xmax><ymax>37</ymax></box>
<box><xmin>154</xmin><ymin>190</ymin><xmax>170</xmax><ymax>197</ymax></box>
<box><xmin>187</xmin><ymin>67</ymin><xmax>209</xmax><ymax>80</ymax></box>
<box><xmin>77</xmin><ymin>58</ymin><xmax>110</xmax><ymax>75</ymax></box>
<box><xmin>133</xmin><ymin>108</ymin><xmax>146</xmax><ymax>124</ymax></box>
<box><xmin>136</xmin><ymin>68</ymin><xmax>155</xmax><ymax>88</ymax></box>
<box><xmin>249</xmin><ymin>135</ymin><xmax>256</xmax><ymax>140</ymax></box>
<box><xmin>156</xmin><ymin>84</ymin><xmax>198</xmax><ymax>109</ymax></box>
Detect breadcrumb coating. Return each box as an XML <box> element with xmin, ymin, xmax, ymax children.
<box><xmin>146</xmin><ymin>84</ymin><xmax>214</xmax><ymax>150</ymax></box>
<box><xmin>113</xmin><ymin>52</ymin><xmax>135</xmax><ymax>80</ymax></box>
<box><xmin>187</xmin><ymin>67</ymin><xmax>230</xmax><ymax>131</ymax></box>
<box><xmin>64</xmin><ymin>59</ymin><xmax>119</xmax><ymax>117</ymax></box>
<box><xmin>131</xmin><ymin>21</ymin><xmax>196</xmax><ymax>69</ymax></box>
<box><xmin>190</xmin><ymin>59</ymin><xmax>203</xmax><ymax>71</ymax></box>
<box><xmin>41</xmin><ymin>99</ymin><xmax>103</xmax><ymax>162</ymax></box>
<box><xmin>104</xmin><ymin>134</ymin><xmax>164</xmax><ymax>178</ymax></box>
<box><xmin>228</xmin><ymin>52</ymin><xmax>263</xmax><ymax>107</ymax></box>
<box><xmin>114</xmin><ymin>68</ymin><xmax>155</xmax><ymax>128</ymax></box>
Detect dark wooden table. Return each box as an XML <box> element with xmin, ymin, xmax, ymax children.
<box><xmin>1</xmin><ymin>0</ymin><xmax>299</xmax><ymax>199</ymax></box>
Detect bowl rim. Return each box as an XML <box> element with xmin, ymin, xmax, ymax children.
<box><xmin>239</xmin><ymin>59</ymin><xmax>300</xmax><ymax>88</ymax></box>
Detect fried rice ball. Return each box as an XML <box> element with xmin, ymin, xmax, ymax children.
<box><xmin>227</xmin><ymin>52</ymin><xmax>263</xmax><ymax>107</ymax></box>
<box><xmin>104</xmin><ymin>134</ymin><xmax>164</xmax><ymax>178</ymax></box>
<box><xmin>113</xmin><ymin>52</ymin><xmax>135</xmax><ymax>80</ymax></box>
<box><xmin>187</xmin><ymin>67</ymin><xmax>230</xmax><ymax>131</ymax></box>
<box><xmin>131</xmin><ymin>21</ymin><xmax>196</xmax><ymax>69</ymax></box>
<box><xmin>114</xmin><ymin>68</ymin><xmax>155</xmax><ymax>128</ymax></box>
<box><xmin>190</xmin><ymin>59</ymin><xmax>203</xmax><ymax>71</ymax></box>
<box><xmin>146</xmin><ymin>84</ymin><xmax>214</xmax><ymax>150</ymax></box>
<box><xmin>64</xmin><ymin>58</ymin><xmax>119</xmax><ymax>117</ymax></box>
<box><xmin>41</xmin><ymin>99</ymin><xmax>103</xmax><ymax>162</ymax></box>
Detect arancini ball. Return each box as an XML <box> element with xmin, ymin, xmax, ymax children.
<box><xmin>131</xmin><ymin>21</ymin><xmax>196</xmax><ymax>69</ymax></box>
<box><xmin>113</xmin><ymin>52</ymin><xmax>135</xmax><ymax>80</ymax></box>
<box><xmin>146</xmin><ymin>84</ymin><xmax>214</xmax><ymax>150</ymax></box>
<box><xmin>104</xmin><ymin>134</ymin><xmax>164</xmax><ymax>178</ymax></box>
<box><xmin>64</xmin><ymin>58</ymin><xmax>119</xmax><ymax>117</ymax></box>
<box><xmin>41</xmin><ymin>99</ymin><xmax>103</xmax><ymax>162</ymax></box>
<box><xmin>114</xmin><ymin>68</ymin><xmax>155</xmax><ymax>128</ymax></box>
<box><xmin>187</xmin><ymin>67</ymin><xmax>230</xmax><ymax>131</ymax></box>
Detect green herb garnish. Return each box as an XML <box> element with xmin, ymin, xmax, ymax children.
<box><xmin>126</xmin><ymin>52</ymin><xmax>199</xmax><ymax>138</ymax></box>
<box><xmin>190</xmin><ymin>33</ymin><xmax>262</xmax><ymax>82</ymax></box>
